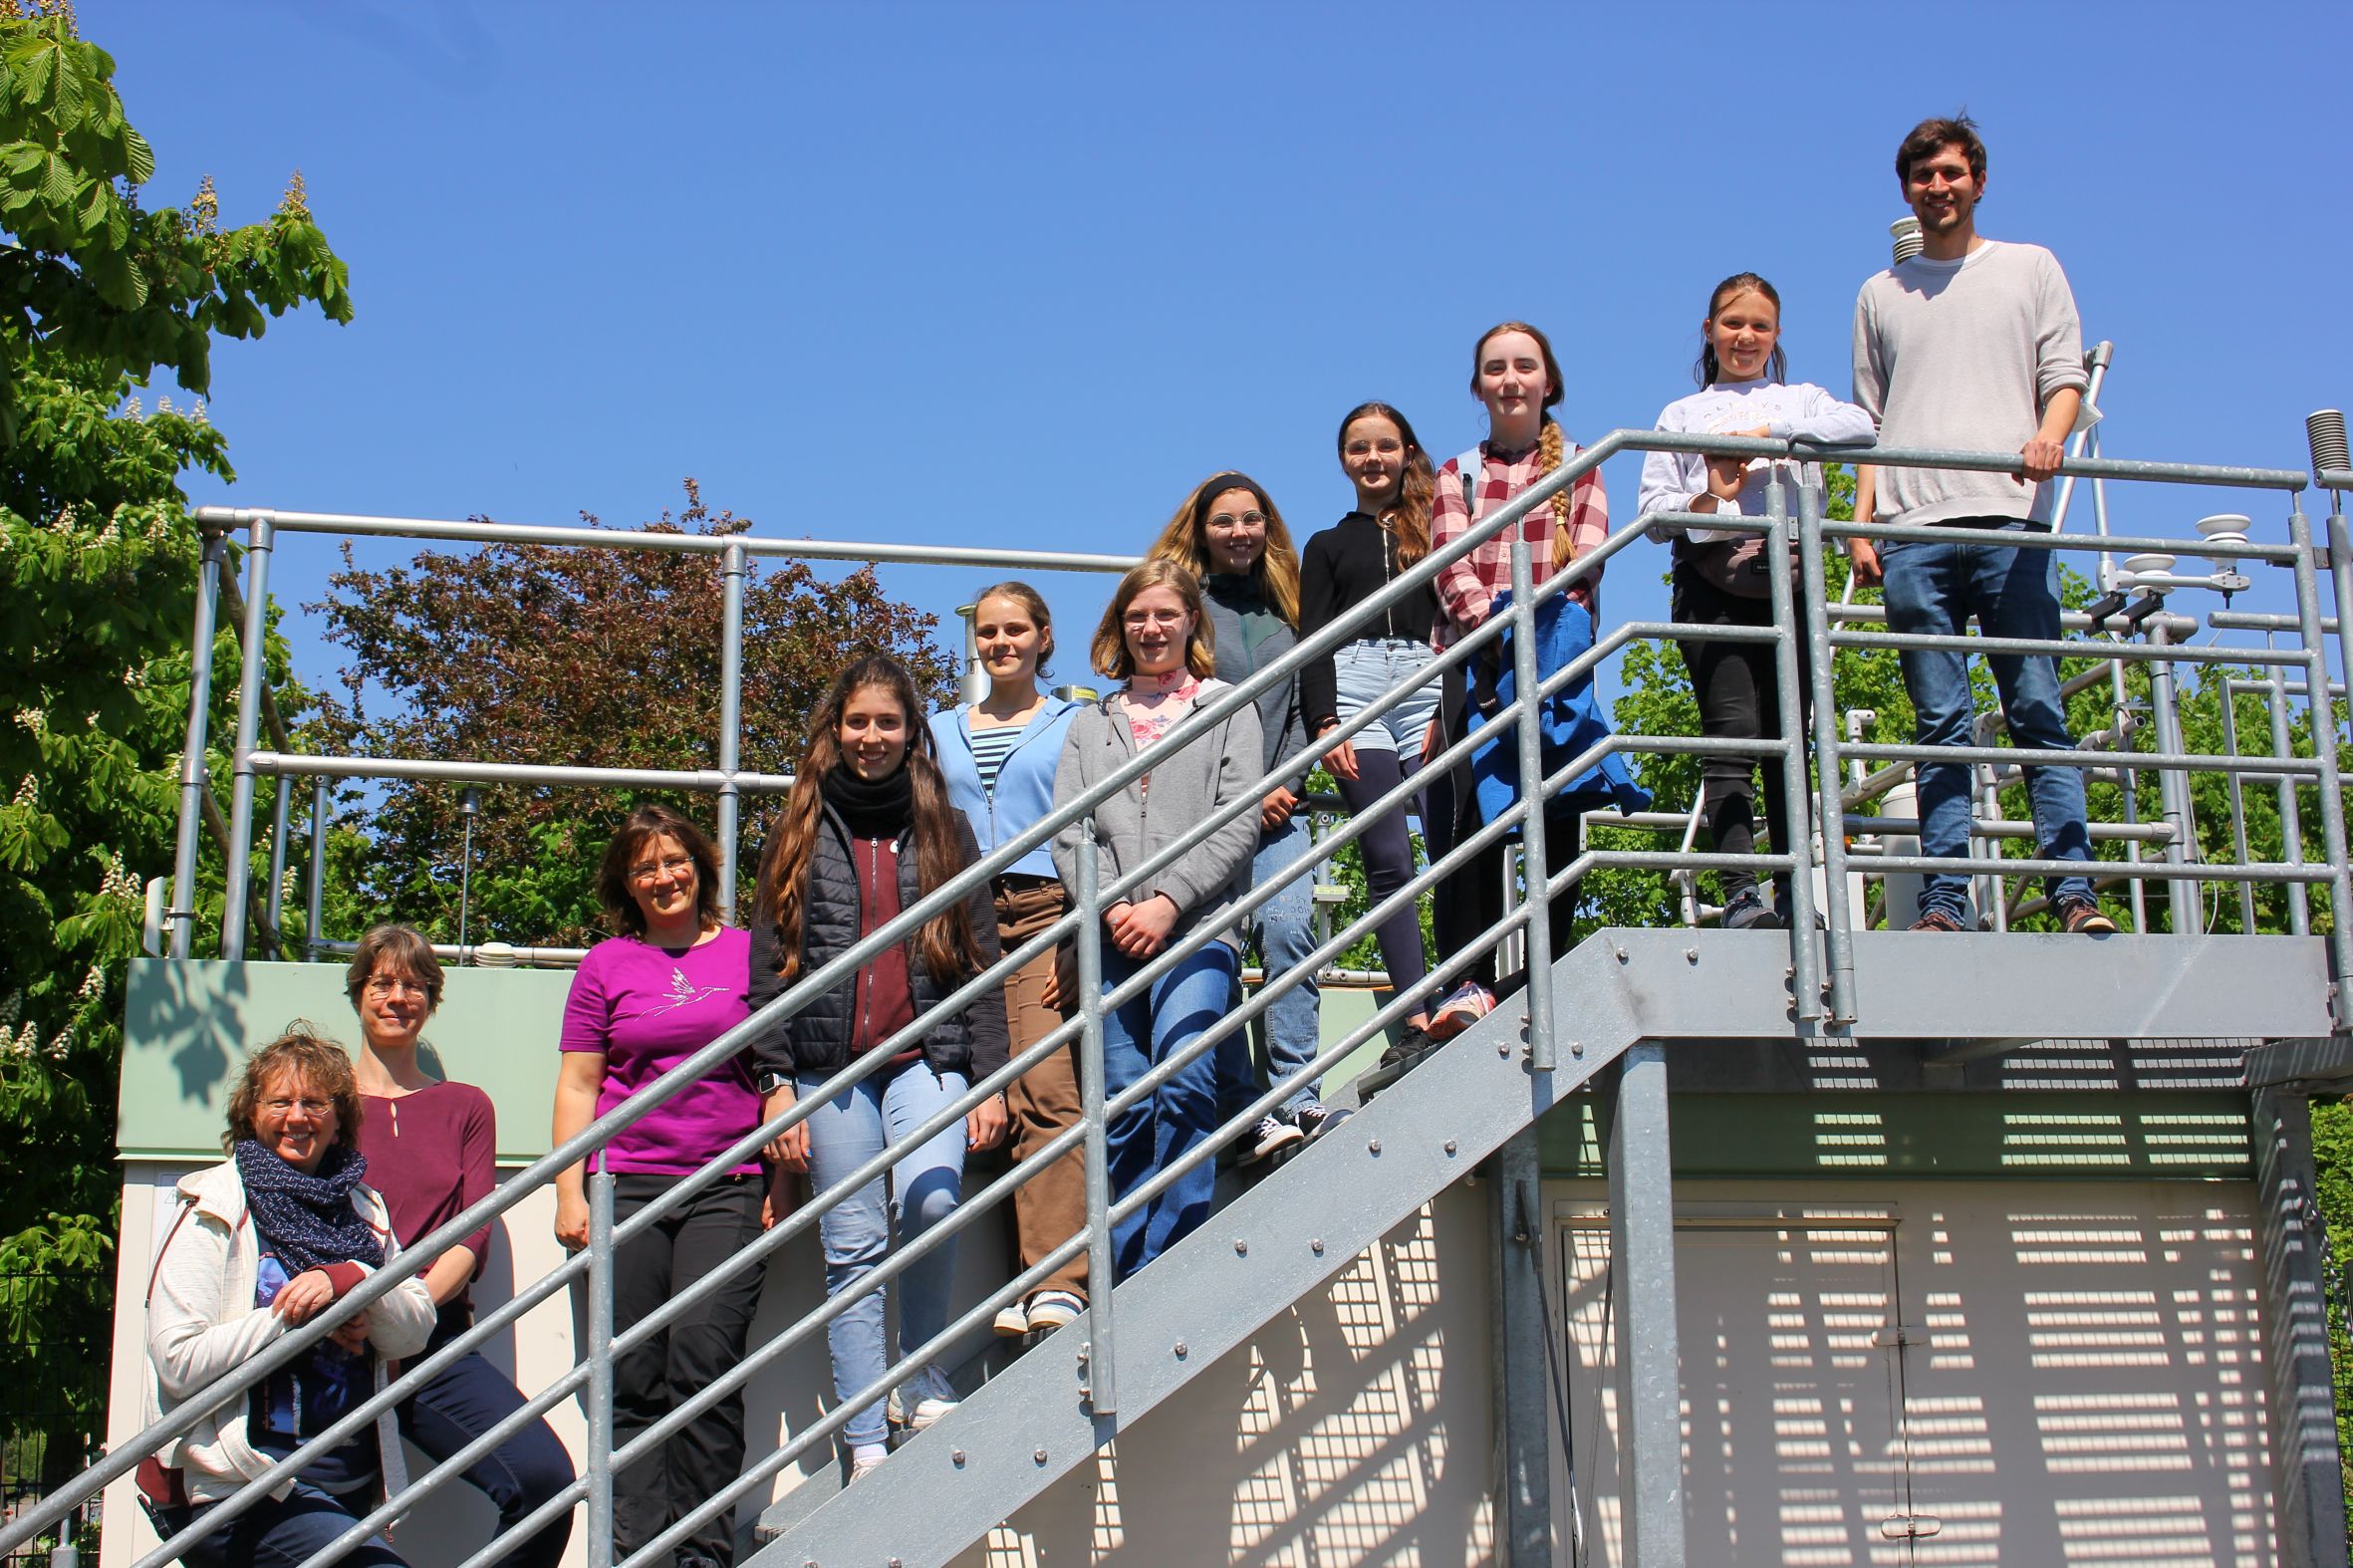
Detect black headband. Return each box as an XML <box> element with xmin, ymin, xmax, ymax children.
<box><xmin>1194</xmin><ymin>472</ymin><xmax>1271</xmax><ymax>525</ymax></box>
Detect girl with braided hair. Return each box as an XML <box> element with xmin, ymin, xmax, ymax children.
<box><xmin>1419</xmin><ymin>322</ymin><xmax>1608</xmax><ymax>1038</ymax></box>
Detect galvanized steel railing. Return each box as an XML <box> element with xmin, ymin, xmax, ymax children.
<box><xmin>8</xmin><ymin>426</ymin><xmax>2349</xmax><ymax>1568</ymax></box>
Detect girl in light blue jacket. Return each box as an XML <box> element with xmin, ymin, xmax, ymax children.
<box><xmin>928</xmin><ymin>582</ymin><xmax>1089</xmax><ymax>1336</ymax></box>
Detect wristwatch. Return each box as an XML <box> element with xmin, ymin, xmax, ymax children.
<box><xmin>756</xmin><ymin>1070</ymin><xmax>792</xmax><ymax>1097</ymax></box>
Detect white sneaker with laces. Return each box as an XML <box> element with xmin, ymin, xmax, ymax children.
<box><xmin>1025</xmin><ymin>1290</ymin><xmax>1085</xmax><ymax>1332</ymax></box>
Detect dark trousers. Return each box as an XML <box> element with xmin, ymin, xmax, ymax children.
<box><xmin>1671</xmin><ymin>569</ymin><xmax>1815</xmax><ymax>897</ymax></box>
<box><xmin>397</xmin><ymin>1321</ymin><xmax>576</xmax><ymax>1568</ymax></box>
<box><xmin>575</xmin><ymin>1171</ymin><xmax>767</xmax><ymax>1568</ymax></box>
<box><xmin>161</xmin><ymin>1481</ymin><xmax>404</xmax><ymax>1568</ymax></box>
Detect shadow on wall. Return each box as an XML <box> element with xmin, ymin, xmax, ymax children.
<box><xmin>963</xmin><ymin>1187</ymin><xmax>1497</xmax><ymax>1567</ymax></box>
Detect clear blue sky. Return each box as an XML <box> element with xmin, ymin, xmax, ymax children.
<box><xmin>103</xmin><ymin>0</ymin><xmax>2353</xmax><ymax>718</ymax></box>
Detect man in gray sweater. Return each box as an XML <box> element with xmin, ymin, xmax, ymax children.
<box><xmin>1849</xmin><ymin>114</ymin><xmax>2115</xmax><ymax>935</ymax></box>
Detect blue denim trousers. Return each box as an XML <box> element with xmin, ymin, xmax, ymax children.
<box><xmin>798</xmin><ymin>1061</ymin><xmax>970</xmax><ymax>1446</ymax></box>
<box><xmin>398</xmin><ymin>1330</ymin><xmax>575</xmax><ymax>1568</ymax></box>
<box><xmin>1880</xmin><ymin>522</ymin><xmax>2093</xmax><ymax>921</ymax></box>
<box><xmin>1101</xmin><ymin>941</ymin><xmax>1241</xmax><ymax>1281</ymax></box>
<box><xmin>1246</xmin><ymin>817</ymin><xmax>1323</xmax><ymax>1111</ymax></box>
<box><xmin>165</xmin><ymin>1482</ymin><xmax>405</xmax><ymax>1568</ymax></box>
<box><xmin>1332</xmin><ymin>638</ymin><xmax>1442</xmax><ymax>756</ymax></box>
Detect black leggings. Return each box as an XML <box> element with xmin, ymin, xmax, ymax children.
<box><xmin>1332</xmin><ymin>747</ymin><xmax>1430</xmax><ymax>1010</ymax></box>
<box><xmin>1671</xmin><ymin>568</ymin><xmax>1815</xmax><ymax>895</ymax></box>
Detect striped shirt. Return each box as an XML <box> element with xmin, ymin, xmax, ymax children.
<box><xmin>1431</xmin><ymin>435</ymin><xmax>1609</xmax><ymax>648</ymax></box>
<box><xmin>967</xmin><ymin>722</ymin><xmax>1026</xmax><ymax>798</ymax></box>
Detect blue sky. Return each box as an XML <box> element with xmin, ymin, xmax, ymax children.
<box><xmin>103</xmin><ymin>1</ymin><xmax>2353</xmax><ymax>716</ymax></box>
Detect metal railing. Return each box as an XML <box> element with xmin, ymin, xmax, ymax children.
<box><xmin>11</xmin><ymin>425</ymin><xmax>2349</xmax><ymax>1568</ymax></box>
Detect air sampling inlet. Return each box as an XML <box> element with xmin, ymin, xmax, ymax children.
<box><xmin>1890</xmin><ymin>217</ymin><xmax>1924</xmax><ymax>265</ymax></box>
<box><xmin>2307</xmin><ymin>409</ymin><xmax>2349</xmax><ymax>479</ymax></box>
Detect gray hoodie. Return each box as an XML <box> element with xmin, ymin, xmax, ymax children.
<box><xmin>1052</xmin><ymin>680</ymin><xmax>1262</xmax><ymax>947</ymax></box>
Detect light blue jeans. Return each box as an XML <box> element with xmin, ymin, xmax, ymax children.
<box><xmin>1880</xmin><ymin>523</ymin><xmax>2094</xmax><ymax>922</ymax></box>
<box><xmin>1101</xmin><ymin>941</ymin><xmax>1241</xmax><ymax>1280</ymax></box>
<box><xmin>797</xmin><ymin>1062</ymin><xmax>969</xmax><ymax>1446</ymax></box>
<box><xmin>1333</xmin><ymin>638</ymin><xmax>1441</xmax><ymax>756</ymax></box>
<box><xmin>1247</xmin><ymin>817</ymin><xmax>1323</xmax><ymax>1110</ymax></box>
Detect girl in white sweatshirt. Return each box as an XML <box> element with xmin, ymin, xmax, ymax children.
<box><xmin>1637</xmin><ymin>272</ymin><xmax>1874</xmax><ymax>930</ymax></box>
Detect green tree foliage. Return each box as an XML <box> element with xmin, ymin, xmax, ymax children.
<box><xmin>311</xmin><ymin>482</ymin><xmax>956</xmax><ymax>946</ymax></box>
<box><xmin>0</xmin><ymin>0</ymin><xmax>348</xmax><ymax>1495</ymax></box>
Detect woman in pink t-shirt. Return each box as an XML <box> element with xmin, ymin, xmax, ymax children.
<box><xmin>551</xmin><ymin>805</ymin><xmax>768</xmax><ymax>1567</ymax></box>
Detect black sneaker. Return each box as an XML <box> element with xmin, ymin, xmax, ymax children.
<box><xmin>1292</xmin><ymin>1102</ymin><xmax>1350</xmax><ymax>1142</ymax></box>
<box><xmin>1376</xmin><ymin>1022</ymin><xmax>1440</xmax><ymax>1073</ymax></box>
<box><xmin>1722</xmin><ymin>887</ymin><xmax>1785</xmax><ymax>930</ymax></box>
<box><xmin>1246</xmin><ymin>1111</ymin><xmax>1304</xmax><ymax>1164</ymax></box>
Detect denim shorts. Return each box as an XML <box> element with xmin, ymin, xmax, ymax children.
<box><xmin>1333</xmin><ymin>639</ymin><xmax>1441</xmax><ymax>757</ymax></box>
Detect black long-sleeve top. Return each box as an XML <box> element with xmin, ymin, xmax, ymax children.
<box><xmin>1296</xmin><ymin>511</ymin><xmax>1441</xmax><ymax>735</ymax></box>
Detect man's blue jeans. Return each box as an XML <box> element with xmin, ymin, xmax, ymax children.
<box><xmin>1246</xmin><ymin>817</ymin><xmax>1323</xmax><ymax>1112</ymax></box>
<box><xmin>1100</xmin><ymin>941</ymin><xmax>1240</xmax><ymax>1281</ymax></box>
<box><xmin>1880</xmin><ymin>521</ymin><xmax>2093</xmax><ymax>923</ymax></box>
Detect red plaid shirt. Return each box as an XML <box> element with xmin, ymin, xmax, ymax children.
<box><xmin>1430</xmin><ymin>436</ymin><xmax>1609</xmax><ymax>648</ymax></box>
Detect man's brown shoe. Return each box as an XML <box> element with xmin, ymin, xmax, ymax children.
<box><xmin>1908</xmin><ymin>910</ymin><xmax>1964</xmax><ymax>932</ymax></box>
<box><xmin>2055</xmin><ymin>897</ymin><xmax>2117</xmax><ymax>934</ymax></box>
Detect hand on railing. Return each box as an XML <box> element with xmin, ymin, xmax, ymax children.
<box><xmin>1260</xmin><ymin>786</ymin><xmax>1300</xmax><ymax>832</ymax></box>
<box><xmin>1106</xmin><ymin>896</ymin><xmax>1177</xmax><ymax>957</ymax></box>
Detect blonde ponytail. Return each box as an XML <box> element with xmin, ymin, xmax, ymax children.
<box><xmin>1539</xmin><ymin>416</ymin><xmax>1577</xmax><ymax>568</ymax></box>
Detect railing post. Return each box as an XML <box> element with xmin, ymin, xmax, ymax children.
<box><xmin>2286</xmin><ymin>506</ymin><xmax>2353</xmax><ymax>1024</ymax></box>
<box><xmin>1609</xmin><ymin>1042</ymin><xmax>1686</xmax><ymax>1568</ymax></box>
<box><xmin>717</xmin><ymin>540</ymin><xmax>748</xmax><ymax>923</ymax></box>
<box><xmin>219</xmin><ymin>514</ymin><xmax>275</xmax><ymax>961</ymax></box>
<box><xmin>587</xmin><ymin>1170</ymin><xmax>617</xmax><ymax>1568</ymax></box>
<box><xmin>2327</xmin><ymin>493</ymin><xmax>2353</xmax><ymax>752</ymax></box>
<box><xmin>1076</xmin><ymin>817</ymin><xmax>1116</xmax><ymax>1417</ymax></box>
<box><xmin>2143</xmin><ymin>618</ymin><xmax>2204</xmax><ymax>934</ymax></box>
<box><xmin>2263</xmin><ymin>669</ymin><xmax>2311</xmax><ymax>935</ymax></box>
<box><xmin>168</xmin><ymin>531</ymin><xmax>228</xmax><ymax>959</ymax></box>
<box><xmin>1508</xmin><ymin>540</ymin><xmax>1554</xmax><ymax>1072</ymax></box>
<box><xmin>1761</xmin><ymin>471</ymin><xmax>1822</xmax><ymax>1019</ymax></box>
<box><xmin>1794</xmin><ymin>474</ymin><xmax>1856</xmax><ymax>1024</ymax></box>
<box><xmin>2216</xmin><ymin>675</ymin><xmax>2259</xmax><ymax>932</ymax></box>
<box><xmin>265</xmin><ymin>775</ymin><xmax>292</xmax><ymax>959</ymax></box>
<box><xmin>305</xmin><ymin>777</ymin><xmax>330</xmax><ymax>959</ymax></box>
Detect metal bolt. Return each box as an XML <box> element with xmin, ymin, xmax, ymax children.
<box><xmin>1571</xmin><ymin>1040</ymin><xmax>1585</xmax><ymax>1058</ymax></box>
<box><xmin>952</xmin><ymin>1448</ymin><xmax>966</xmax><ymax>1466</ymax></box>
<box><xmin>1234</xmin><ymin>1237</ymin><xmax>1248</xmax><ymax>1256</ymax></box>
<box><xmin>1174</xmin><ymin>1340</ymin><xmax>1188</xmax><ymax>1359</ymax></box>
<box><xmin>890</xmin><ymin>1559</ymin><xmax>904</xmax><ymax>1567</ymax></box>
<box><xmin>1367</xmin><ymin>1137</ymin><xmax>1383</xmax><ymax>1155</ymax></box>
<box><xmin>1443</xmin><ymin>1140</ymin><xmax>1458</xmax><ymax>1156</ymax></box>
<box><xmin>1685</xmin><ymin>947</ymin><xmax>1699</xmax><ymax>963</ymax></box>
<box><xmin>1614</xmin><ymin>945</ymin><xmax>1629</xmax><ymax>963</ymax></box>
<box><xmin>1311</xmin><ymin>1237</ymin><xmax>1325</xmax><ymax>1254</ymax></box>
<box><xmin>1034</xmin><ymin>1446</ymin><xmax>1049</xmax><ymax>1464</ymax></box>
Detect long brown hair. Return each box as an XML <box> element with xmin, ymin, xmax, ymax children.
<box><xmin>1089</xmin><ymin>560</ymin><xmax>1217</xmax><ymax>682</ymax></box>
<box><xmin>1469</xmin><ymin>320</ymin><xmax>1578</xmax><ymax>568</ymax></box>
<box><xmin>755</xmin><ymin>655</ymin><xmax>981</xmax><ymax>985</ymax></box>
<box><xmin>1144</xmin><ymin>472</ymin><xmax>1302</xmax><ymax>629</ymax></box>
<box><xmin>1336</xmin><ymin>401</ymin><xmax>1434</xmax><ymax>570</ymax></box>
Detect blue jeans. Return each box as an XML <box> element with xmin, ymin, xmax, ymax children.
<box><xmin>1881</xmin><ymin>523</ymin><xmax>2093</xmax><ymax>921</ymax></box>
<box><xmin>799</xmin><ymin>1061</ymin><xmax>969</xmax><ymax>1447</ymax></box>
<box><xmin>1247</xmin><ymin>818</ymin><xmax>1323</xmax><ymax>1111</ymax></box>
<box><xmin>398</xmin><ymin>1329</ymin><xmax>575</xmax><ymax>1568</ymax></box>
<box><xmin>165</xmin><ymin>1482</ymin><xmax>404</xmax><ymax>1568</ymax></box>
<box><xmin>1101</xmin><ymin>942</ymin><xmax>1241</xmax><ymax>1281</ymax></box>
<box><xmin>1333</xmin><ymin>639</ymin><xmax>1441</xmax><ymax>756</ymax></box>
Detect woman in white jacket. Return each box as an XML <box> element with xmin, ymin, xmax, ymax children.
<box><xmin>141</xmin><ymin>1027</ymin><xmax>437</xmax><ymax>1568</ymax></box>
<box><xmin>1639</xmin><ymin>271</ymin><xmax>1875</xmax><ymax>930</ymax></box>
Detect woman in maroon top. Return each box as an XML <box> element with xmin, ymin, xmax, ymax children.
<box><xmin>349</xmin><ymin>924</ymin><xmax>574</xmax><ymax>1568</ymax></box>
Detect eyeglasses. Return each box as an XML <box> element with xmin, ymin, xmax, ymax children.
<box><xmin>1123</xmin><ymin>609</ymin><xmax>1189</xmax><ymax>630</ymax></box>
<box><xmin>263</xmin><ymin>1097</ymin><xmax>335</xmax><ymax>1117</ymax></box>
<box><xmin>363</xmin><ymin>976</ymin><xmax>429</xmax><ymax>1000</ymax></box>
<box><xmin>1206</xmin><ymin>511</ymin><xmax>1266</xmax><ymax>530</ymax></box>
<box><xmin>628</xmin><ymin>856</ymin><xmax>696</xmax><ymax>886</ymax></box>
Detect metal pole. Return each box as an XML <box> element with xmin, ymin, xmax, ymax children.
<box><xmin>1760</xmin><ymin>471</ymin><xmax>1822</xmax><ymax>1012</ymax></box>
<box><xmin>168</xmin><ymin>533</ymin><xmax>228</xmax><ymax>959</ymax></box>
<box><xmin>717</xmin><ymin>541</ymin><xmax>747</xmax><ymax>923</ymax></box>
<box><xmin>2143</xmin><ymin>618</ymin><xmax>2202</xmax><ymax>934</ymax></box>
<box><xmin>2328</xmin><ymin>494</ymin><xmax>2353</xmax><ymax>750</ymax></box>
<box><xmin>305</xmin><ymin>777</ymin><xmax>329</xmax><ymax>959</ymax></box>
<box><xmin>2263</xmin><ymin>670</ymin><xmax>2311</xmax><ymax>935</ymax></box>
<box><xmin>265</xmin><ymin>777</ymin><xmax>292</xmax><ymax>959</ymax></box>
<box><xmin>219</xmin><ymin>515</ymin><xmax>276</xmax><ymax>961</ymax></box>
<box><xmin>2286</xmin><ymin>506</ymin><xmax>2353</xmax><ymax>1023</ymax></box>
<box><xmin>1491</xmin><ymin>1128</ymin><xmax>1551</xmax><ymax>1564</ymax></box>
<box><xmin>587</xmin><ymin>1171</ymin><xmax>616</xmax><ymax>1568</ymax></box>
<box><xmin>1508</xmin><ymin>540</ymin><xmax>1555</xmax><ymax>1071</ymax></box>
<box><xmin>1973</xmin><ymin>718</ymin><xmax>2005</xmax><ymax>933</ymax></box>
<box><xmin>2217</xmin><ymin>676</ymin><xmax>2259</xmax><ymax>932</ymax></box>
<box><xmin>1794</xmin><ymin>475</ymin><xmax>1854</xmax><ymax>1023</ymax></box>
<box><xmin>1076</xmin><ymin>818</ymin><xmax>1116</xmax><ymax>1417</ymax></box>
<box><xmin>1609</xmin><ymin>1042</ymin><xmax>1686</xmax><ymax>1568</ymax></box>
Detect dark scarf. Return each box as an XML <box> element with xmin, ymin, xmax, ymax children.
<box><xmin>233</xmin><ymin>1139</ymin><xmax>385</xmax><ymax>1274</ymax></box>
<box><xmin>822</xmin><ymin>761</ymin><xmax>914</xmax><ymax>840</ymax></box>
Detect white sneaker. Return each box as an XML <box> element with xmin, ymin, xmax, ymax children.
<box><xmin>1025</xmin><ymin>1290</ymin><xmax>1084</xmax><ymax>1332</ymax></box>
<box><xmin>993</xmin><ymin>1301</ymin><xmax>1032</xmax><ymax>1337</ymax></box>
<box><xmin>1246</xmin><ymin>1112</ymin><xmax>1304</xmax><ymax>1164</ymax></box>
<box><xmin>888</xmin><ymin>1371</ymin><xmax>958</xmax><ymax>1432</ymax></box>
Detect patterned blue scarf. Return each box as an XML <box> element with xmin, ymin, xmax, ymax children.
<box><xmin>232</xmin><ymin>1139</ymin><xmax>385</xmax><ymax>1274</ymax></box>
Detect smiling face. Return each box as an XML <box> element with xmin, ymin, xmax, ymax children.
<box><xmin>625</xmin><ymin>830</ymin><xmax>702</xmax><ymax>929</ymax></box>
<box><xmin>1340</xmin><ymin>412</ymin><xmax>1408</xmax><ymax>511</ymax></box>
<box><xmin>1904</xmin><ymin>140</ymin><xmax>1982</xmax><ymax>239</ymax></box>
<box><xmin>974</xmin><ymin>592</ymin><xmax>1047</xmax><ymax>689</ymax></box>
<box><xmin>1122</xmin><ymin>583</ymin><xmax>1195</xmax><ymax>677</ymax></box>
<box><xmin>1474</xmin><ymin>329</ymin><xmax>1555</xmax><ymax>434</ymax></box>
<box><xmin>356</xmin><ymin>962</ymin><xmax>431</xmax><ymax>1053</ymax></box>
<box><xmin>837</xmin><ymin>682</ymin><xmax>912</xmax><ymax>779</ymax></box>
<box><xmin>254</xmin><ymin>1066</ymin><xmax>340</xmax><ymax>1175</ymax></box>
<box><xmin>1201</xmin><ymin>487</ymin><xmax>1268</xmax><ymax>576</ymax></box>
<box><xmin>1705</xmin><ymin>289</ymin><xmax>1780</xmax><ymax>383</ymax></box>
